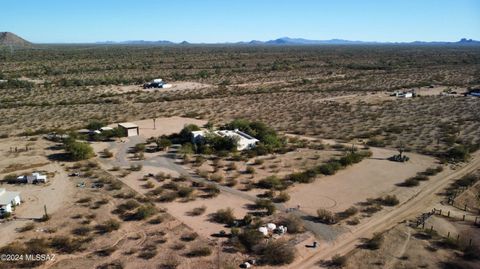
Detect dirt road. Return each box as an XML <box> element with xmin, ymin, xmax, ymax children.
<box><xmin>290</xmin><ymin>152</ymin><xmax>480</xmax><ymax>269</ymax></box>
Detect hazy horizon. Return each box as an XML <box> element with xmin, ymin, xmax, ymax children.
<box><xmin>1</xmin><ymin>0</ymin><xmax>479</xmax><ymax>43</ymax></box>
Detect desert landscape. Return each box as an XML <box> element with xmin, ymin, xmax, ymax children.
<box><xmin>0</xmin><ymin>23</ymin><xmax>480</xmax><ymax>269</ymax></box>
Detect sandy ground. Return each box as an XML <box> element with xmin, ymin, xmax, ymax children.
<box><xmin>102</xmin><ymin>81</ymin><xmax>213</xmax><ymax>94</ymax></box>
<box><xmin>111</xmin><ymin>164</ymin><xmax>252</xmax><ymax>238</ymax></box>
<box><xmin>162</xmin><ymin>192</ymin><xmax>251</xmax><ymax>238</ymax></box>
<box><xmin>290</xmin><ymin>150</ymin><xmax>480</xmax><ymax>269</ymax></box>
<box><xmin>343</xmin><ymin>224</ymin><xmax>454</xmax><ymax>269</ymax></box>
<box><xmin>286</xmin><ymin>147</ymin><xmax>437</xmax><ymax>214</ymax></box>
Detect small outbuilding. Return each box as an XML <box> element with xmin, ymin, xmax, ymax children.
<box><xmin>0</xmin><ymin>188</ymin><xmax>21</xmax><ymax>215</ymax></box>
<box><xmin>118</xmin><ymin>122</ymin><xmax>139</xmax><ymax>137</ymax></box>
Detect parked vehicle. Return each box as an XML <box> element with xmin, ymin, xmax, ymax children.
<box><xmin>143</xmin><ymin>78</ymin><xmax>172</xmax><ymax>89</ymax></box>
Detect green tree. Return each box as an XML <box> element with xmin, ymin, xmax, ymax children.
<box><xmin>155</xmin><ymin>137</ymin><xmax>172</xmax><ymax>151</ymax></box>
<box><xmin>86</xmin><ymin>119</ymin><xmax>105</xmax><ymax>130</ymax></box>
<box><xmin>65</xmin><ymin>141</ymin><xmax>94</xmax><ymax>161</ymax></box>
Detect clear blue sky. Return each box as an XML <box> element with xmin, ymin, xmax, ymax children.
<box><xmin>1</xmin><ymin>0</ymin><xmax>479</xmax><ymax>43</ymax></box>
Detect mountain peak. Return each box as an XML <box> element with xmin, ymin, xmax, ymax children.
<box><xmin>0</xmin><ymin>32</ymin><xmax>32</xmax><ymax>47</ymax></box>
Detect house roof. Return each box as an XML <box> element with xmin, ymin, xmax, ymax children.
<box><xmin>118</xmin><ymin>122</ymin><xmax>138</xmax><ymax>129</ymax></box>
<box><xmin>0</xmin><ymin>188</ymin><xmax>20</xmax><ymax>205</ymax></box>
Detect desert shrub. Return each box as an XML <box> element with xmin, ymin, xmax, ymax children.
<box><xmin>336</xmin><ymin>206</ymin><xmax>358</xmax><ymax>219</ymax></box>
<box><xmin>380</xmin><ymin>195</ymin><xmax>399</xmax><ymax>206</ymax></box>
<box><xmin>129</xmin><ymin>164</ymin><xmax>143</xmax><ymax>171</ymax></box>
<box><xmin>210</xmin><ymin>208</ymin><xmax>235</xmax><ymax>225</ymax></box>
<box><xmin>331</xmin><ymin>254</ymin><xmax>347</xmax><ymax>267</ymax></box>
<box><xmin>186</xmin><ymin>245</ymin><xmax>212</xmax><ymax>257</ymax></box>
<box><xmin>317</xmin><ymin>163</ymin><xmax>339</xmax><ymax>175</ymax></box>
<box><xmin>95</xmin><ymin>219</ymin><xmax>120</xmax><ymax>233</ymax></box>
<box><xmin>49</xmin><ymin>236</ymin><xmax>83</xmax><ymax>253</ymax></box>
<box><xmin>400</xmin><ymin>177</ymin><xmax>420</xmax><ymax>187</ymax></box>
<box><xmin>286</xmin><ymin>171</ymin><xmax>315</xmax><ymax>183</ymax></box>
<box><xmin>210</xmin><ymin>173</ymin><xmax>223</xmax><ymax>182</ymax></box>
<box><xmin>225</xmin><ymin>178</ymin><xmax>238</xmax><ymax>187</ymax></box>
<box><xmin>257</xmin><ymin>240</ymin><xmax>295</xmax><ymax>265</ymax></box>
<box><xmin>159</xmin><ymin>256</ymin><xmax>180</xmax><ymax>269</ymax></box>
<box><xmin>155</xmin><ymin>137</ymin><xmax>172</xmax><ymax>150</ymax></box>
<box><xmin>347</xmin><ymin>217</ymin><xmax>360</xmax><ymax>225</ymax></box>
<box><xmin>412</xmin><ymin>175</ymin><xmax>429</xmax><ymax>181</ymax></box>
<box><xmin>367</xmin><ymin>138</ymin><xmax>386</xmax><ymax>147</ymax></box>
<box><xmin>255</xmin><ymin>199</ymin><xmax>276</xmax><ymax>215</ymax></box>
<box><xmin>258</xmin><ymin>176</ymin><xmax>286</xmax><ymax>190</ymax></box>
<box><xmin>2</xmin><ymin>173</ymin><xmax>18</xmax><ymax>184</ymax></box>
<box><xmin>339</xmin><ymin>151</ymin><xmax>369</xmax><ymax>166</ymax></box>
<box><xmin>101</xmin><ymin>149</ymin><xmax>113</xmax><ymax>158</ymax></box>
<box><xmin>119</xmin><ymin>199</ymin><xmax>140</xmax><ymax>210</ymax></box>
<box><xmin>133</xmin><ymin>205</ymin><xmax>157</xmax><ymax>220</ymax></box>
<box><xmin>421</xmin><ymin>167</ymin><xmax>442</xmax><ymax>176</ymax></box>
<box><xmin>163</xmin><ymin>182</ymin><xmax>179</xmax><ymax>190</ymax></box>
<box><xmin>445</xmin><ymin>145</ymin><xmax>470</xmax><ymax>162</ymax></box>
<box><xmin>143</xmin><ymin>181</ymin><xmax>154</xmax><ymax>189</ymax></box>
<box><xmin>72</xmin><ymin>226</ymin><xmax>91</xmax><ymax>236</ymax></box>
<box><xmin>364</xmin><ymin>233</ymin><xmax>383</xmax><ymax>250</ymax></box>
<box><xmin>245</xmin><ymin>166</ymin><xmax>255</xmax><ymax>174</ymax></box>
<box><xmin>77</xmin><ymin>197</ymin><xmax>92</xmax><ymax>203</ymax></box>
<box><xmin>139</xmin><ymin>244</ymin><xmax>157</xmax><ymax>259</ymax></box>
<box><xmin>180</xmin><ymin>232</ymin><xmax>198</xmax><ymax>242</ymax></box>
<box><xmin>95</xmin><ymin>246</ymin><xmax>117</xmax><ymax>257</ymax></box>
<box><xmin>254</xmin><ymin>159</ymin><xmax>264</xmax><ymax>165</ymax></box>
<box><xmin>203</xmin><ymin>184</ymin><xmax>220</xmax><ymax>197</ymax></box>
<box><xmin>177</xmin><ymin>186</ymin><xmax>194</xmax><ymax>197</ymax></box>
<box><xmin>274</xmin><ymin>191</ymin><xmax>290</xmax><ymax>203</ymax></box>
<box><xmin>148</xmin><ymin>215</ymin><xmax>165</xmax><ymax>224</ymax></box>
<box><xmin>362</xmin><ymin>204</ymin><xmax>383</xmax><ymax>214</ymax></box>
<box><xmin>188</xmin><ymin>206</ymin><xmax>207</xmax><ymax>216</ymax></box>
<box><xmin>18</xmin><ymin>223</ymin><xmax>35</xmax><ymax>232</ymax></box>
<box><xmin>280</xmin><ymin>214</ymin><xmax>304</xmax><ymax>233</ymax></box>
<box><xmin>317</xmin><ymin>208</ymin><xmax>338</xmax><ymax>224</ymax></box>
<box><xmin>148</xmin><ymin>186</ymin><xmax>164</xmax><ymax>196</ymax></box>
<box><xmin>455</xmin><ymin>174</ymin><xmax>479</xmax><ymax>187</ymax></box>
<box><xmin>238</xmin><ymin>229</ymin><xmax>264</xmax><ymax>252</ymax></box>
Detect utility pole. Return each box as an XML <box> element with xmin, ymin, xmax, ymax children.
<box><xmin>44</xmin><ymin>204</ymin><xmax>48</xmax><ymax>219</ymax></box>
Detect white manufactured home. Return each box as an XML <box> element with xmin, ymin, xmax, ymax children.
<box><xmin>191</xmin><ymin>129</ymin><xmax>259</xmax><ymax>151</ymax></box>
<box><xmin>17</xmin><ymin>172</ymin><xmax>47</xmax><ymax>184</ymax></box>
<box><xmin>0</xmin><ymin>188</ymin><xmax>21</xmax><ymax>215</ymax></box>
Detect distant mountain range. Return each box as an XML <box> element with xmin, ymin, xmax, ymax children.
<box><xmin>98</xmin><ymin>37</ymin><xmax>480</xmax><ymax>46</ymax></box>
<box><xmin>1</xmin><ymin>32</ymin><xmax>479</xmax><ymax>46</ymax></box>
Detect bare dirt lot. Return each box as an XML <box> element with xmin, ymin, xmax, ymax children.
<box><xmin>287</xmin><ymin>146</ymin><xmax>437</xmax><ymax>214</ymax></box>
<box><xmin>103</xmin><ymin>81</ymin><xmax>213</xmax><ymax>94</ymax></box>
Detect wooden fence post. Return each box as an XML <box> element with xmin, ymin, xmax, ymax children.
<box><xmin>447</xmin><ymin>211</ymin><xmax>450</xmax><ymax>217</ymax></box>
<box><xmin>447</xmin><ymin>232</ymin><xmax>450</xmax><ymax>238</ymax></box>
<box><xmin>463</xmin><ymin>215</ymin><xmax>465</xmax><ymax>221</ymax></box>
